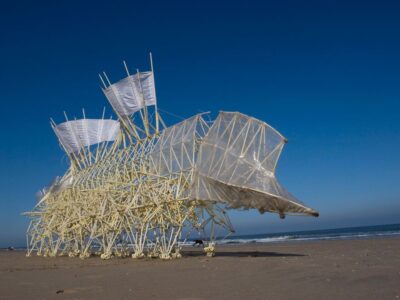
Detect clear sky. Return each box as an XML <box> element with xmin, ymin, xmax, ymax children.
<box><xmin>0</xmin><ymin>0</ymin><xmax>399</xmax><ymax>247</ymax></box>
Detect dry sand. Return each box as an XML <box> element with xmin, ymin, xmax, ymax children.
<box><xmin>1</xmin><ymin>237</ymin><xmax>399</xmax><ymax>300</ymax></box>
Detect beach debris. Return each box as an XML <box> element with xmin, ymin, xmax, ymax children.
<box><xmin>56</xmin><ymin>290</ymin><xmax>64</xmax><ymax>294</ymax></box>
<box><xmin>24</xmin><ymin>55</ymin><xmax>318</xmax><ymax>260</ymax></box>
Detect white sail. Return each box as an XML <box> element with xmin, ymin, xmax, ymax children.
<box><xmin>138</xmin><ymin>71</ymin><xmax>156</xmax><ymax>106</ymax></box>
<box><xmin>103</xmin><ymin>71</ymin><xmax>156</xmax><ymax>116</ymax></box>
<box><xmin>53</xmin><ymin>119</ymin><xmax>120</xmax><ymax>154</ymax></box>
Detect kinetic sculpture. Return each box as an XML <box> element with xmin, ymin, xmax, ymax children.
<box><xmin>25</xmin><ymin>55</ymin><xmax>318</xmax><ymax>260</ymax></box>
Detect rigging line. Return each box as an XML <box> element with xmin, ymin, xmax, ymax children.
<box><xmin>147</xmin><ymin>110</ymin><xmax>156</xmax><ymax>124</ymax></box>
<box><xmin>158</xmin><ymin>108</ymin><xmax>186</xmax><ymax>121</ymax></box>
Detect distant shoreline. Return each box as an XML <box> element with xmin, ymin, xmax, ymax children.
<box><xmin>2</xmin><ymin>223</ymin><xmax>399</xmax><ymax>250</ymax></box>
<box><xmin>2</xmin><ymin>232</ymin><xmax>399</xmax><ymax>253</ymax></box>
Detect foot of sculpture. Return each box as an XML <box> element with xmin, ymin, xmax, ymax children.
<box><xmin>132</xmin><ymin>251</ymin><xmax>145</xmax><ymax>259</ymax></box>
<box><xmin>171</xmin><ymin>250</ymin><xmax>182</xmax><ymax>259</ymax></box>
<box><xmin>159</xmin><ymin>253</ymin><xmax>171</xmax><ymax>260</ymax></box>
<box><xmin>100</xmin><ymin>252</ymin><xmax>112</xmax><ymax>260</ymax></box>
<box><xmin>79</xmin><ymin>252</ymin><xmax>90</xmax><ymax>259</ymax></box>
<box><xmin>204</xmin><ymin>243</ymin><xmax>216</xmax><ymax>257</ymax></box>
<box><xmin>147</xmin><ymin>251</ymin><xmax>159</xmax><ymax>258</ymax></box>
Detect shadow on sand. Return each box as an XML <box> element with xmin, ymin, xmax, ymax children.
<box><xmin>182</xmin><ymin>250</ymin><xmax>306</xmax><ymax>258</ymax></box>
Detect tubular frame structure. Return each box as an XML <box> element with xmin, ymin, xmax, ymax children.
<box><xmin>25</xmin><ymin>55</ymin><xmax>318</xmax><ymax>260</ymax></box>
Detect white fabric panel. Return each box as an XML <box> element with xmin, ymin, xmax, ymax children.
<box><xmin>103</xmin><ymin>71</ymin><xmax>156</xmax><ymax>116</ymax></box>
<box><xmin>138</xmin><ymin>71</ymin><xmax>156</xmax><ymax>106</ymax></box>
<box><xmin>103</xmin><ymin>76</ymin><xmax>142</xmax><ymax>116</ymax></box>
<box><xmin>54</xmin><ymin>119</ymin><xmax>120</xmax><ymax>154</ymax></box>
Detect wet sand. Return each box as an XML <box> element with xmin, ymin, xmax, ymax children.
<box><xmin>1</xmin><ymin>237</ymin><xmax>399</xmax><ymax>299</ymax></box>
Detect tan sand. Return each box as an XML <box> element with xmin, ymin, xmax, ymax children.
<box><xmin>1</xmin><ymin>237</ymin><xmax>399</xmax><ymax>300</ymax></box>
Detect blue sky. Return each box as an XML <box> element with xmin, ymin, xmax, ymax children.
<box><xmin>0</xmin><ymin>0</ymin><xmax>399</xmax><ymax>247</ymax></box>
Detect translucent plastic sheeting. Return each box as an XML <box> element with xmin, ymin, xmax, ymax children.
<box><xmin>103</xmin><ymin>71</ymin><xmax>156</xmax><ymax>116</ymax></box>
<box><xmin>36</xmin><ymin>174</ymin><xmax>74</xmax><ymax>203</ymax></box>
<box><xmin>54</xmin><ymin>119</ymin><xmax>120</xmax><ymax>154</ymax></box>
<box><xmin>190</xmin><ymin>112</ymin><xmax>318</xmax><ymax>217</ymax></box>
<box><xmin>149</xmin><ymin>114</ymin><xmax>209</xmax><ymax>176</ymax></box>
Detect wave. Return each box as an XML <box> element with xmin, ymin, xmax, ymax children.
<box><xmin>217</xmin><ymin>235</ymin><xmax>292</xmax><ymax>245</ymax></box>
<box><xmin>211</xmin><ymin>229</ymin><xmax>400</xmax><ymax>245</ymax></box>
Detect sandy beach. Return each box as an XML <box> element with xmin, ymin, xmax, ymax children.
<box><xmin>1</xmin><ymin>237</ymin><xmax>399</xmax><ymax>300</ymax></box>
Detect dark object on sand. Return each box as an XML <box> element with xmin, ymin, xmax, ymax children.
<box><xmin>193</xmin><ymin>239</ymin><xmax>204</xmax><ymax>247</ymax></box>
<box><xmin>56</xmin><ymin>290</ymin><xmax>64</xmax><ymax>294</ymax></box>
<box><xmin>7</xmin><ymin>247</ymin><xmax>15</xmax><ymax>251</ymax></box>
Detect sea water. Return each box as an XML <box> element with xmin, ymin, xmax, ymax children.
<box><xmin>209</xmin><ymin>223</ymin><xmax>400</xmax><ymax>245</ymax></box>
<box><xmin>3</xmin><ymin>224</ymin><xmax>399</xmax><ymax>250</ymax></box>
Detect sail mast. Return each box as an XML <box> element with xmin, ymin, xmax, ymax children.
<box><xmin>149</xmin><ymin>52</ymin><xmax>159</xmax><ymax>134</ymax></box>
<box><xmin>136</xmin><ymin>68</ymin><xmax>150</xmax><ymax>136</ymax></box>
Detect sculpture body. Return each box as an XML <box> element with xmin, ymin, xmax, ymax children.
<box><xmin>25</xmin><ymin>56</ymin><xmax>318</xmax><ymax>259</ymax></box>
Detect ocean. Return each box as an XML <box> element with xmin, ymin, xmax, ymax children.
<box><xmin>3</xmin><ymin>224</ymin><xmax>399</xmax><ymax>250</ymax></box>
<box><xmin>207</xmin><ymin>223</ymin><xmax>400</xmax><ymax>245</ymax></box>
